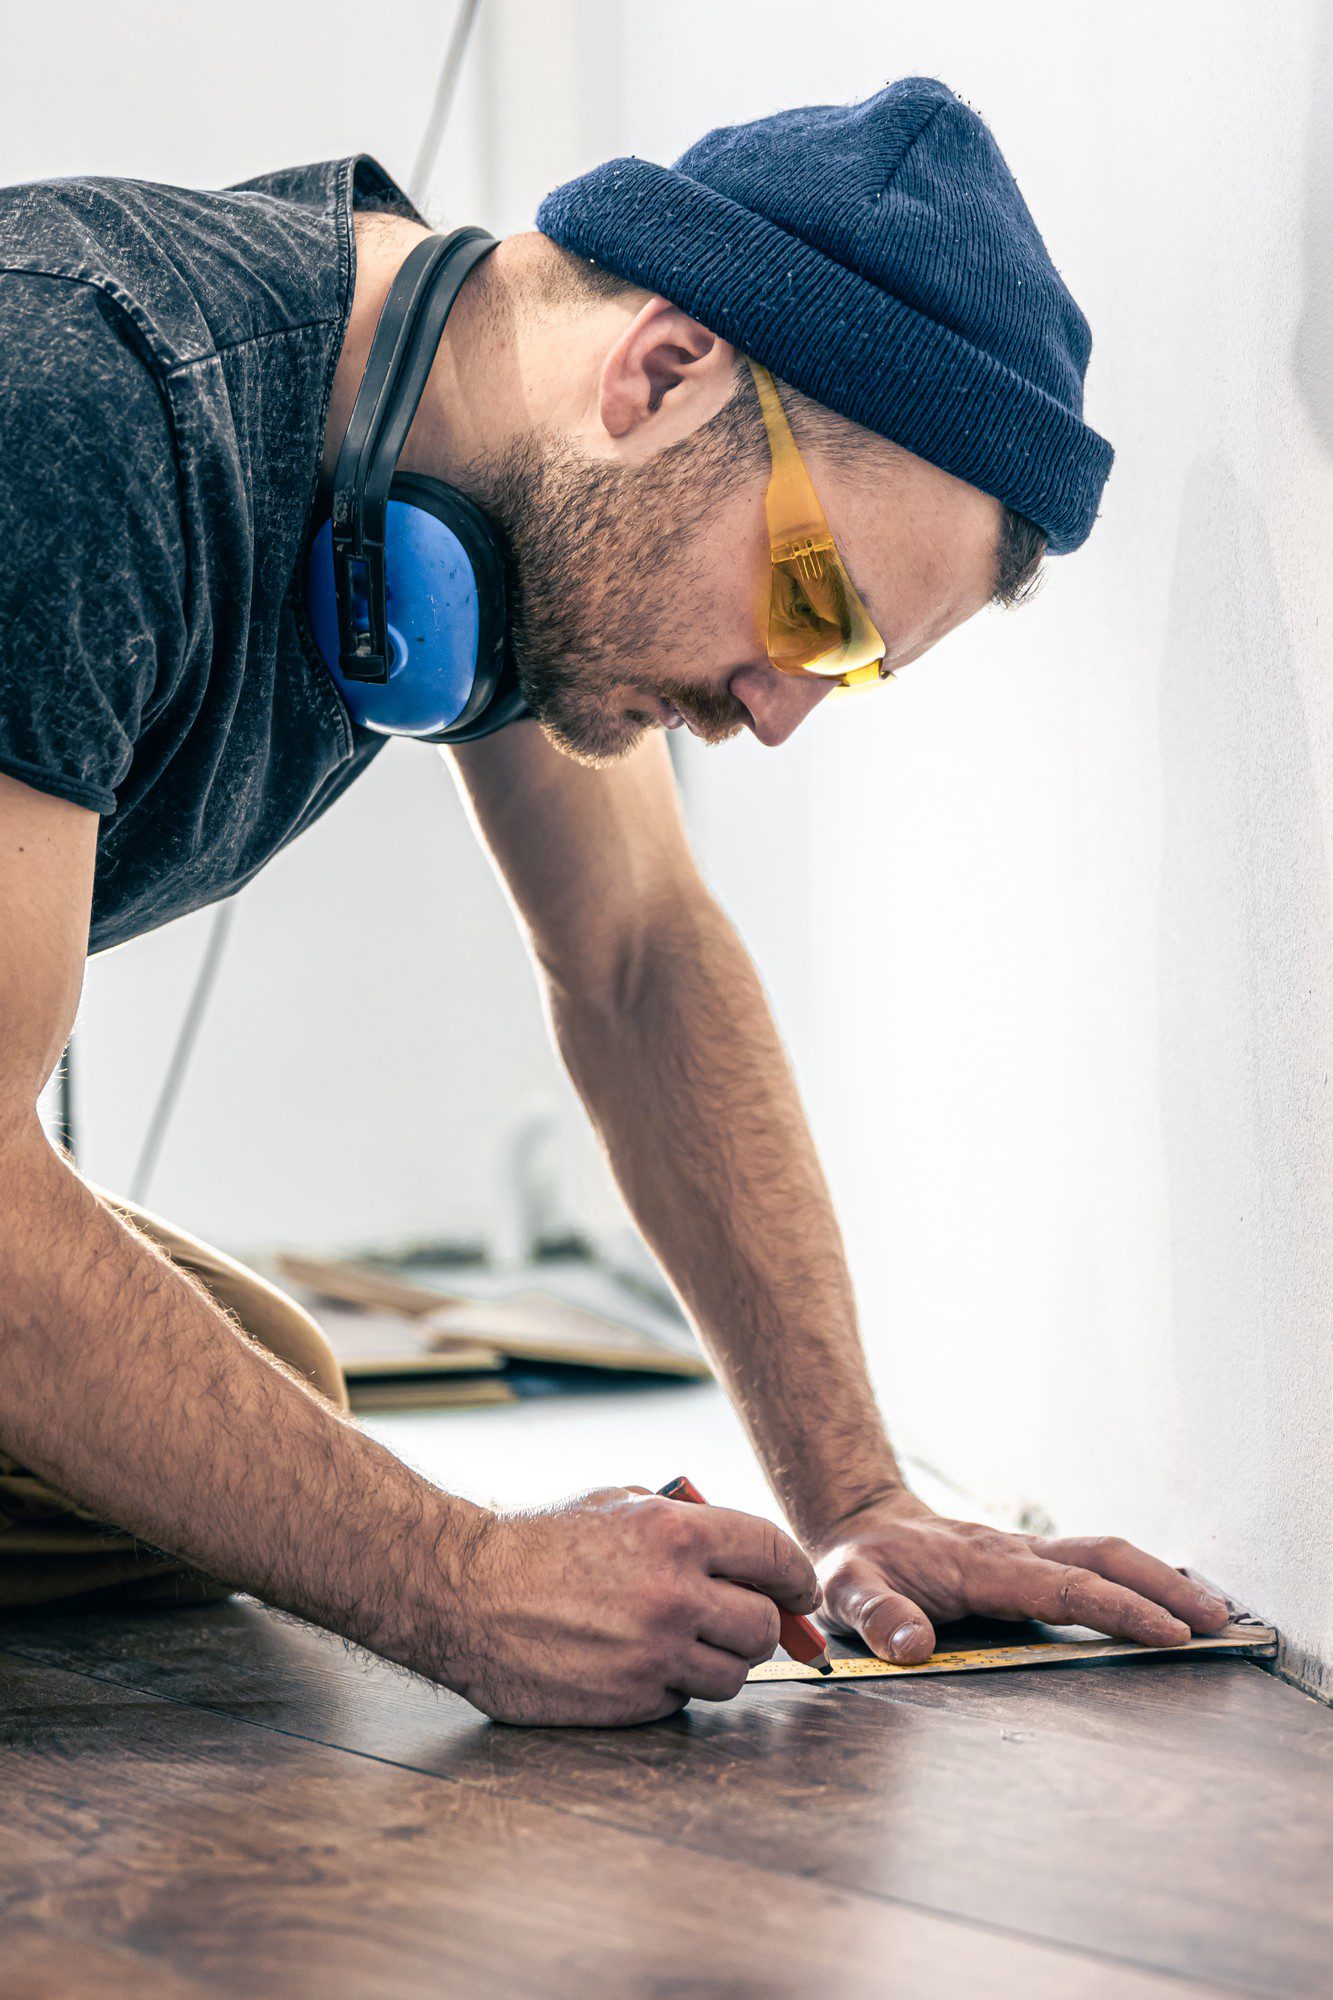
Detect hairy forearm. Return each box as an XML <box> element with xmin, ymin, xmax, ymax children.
<box><xmin>549</xmin><ymin>891</ymin><xmax>906</xmax><ymax>1547</ymax></box>
<box><xmin>0</xmin><ymin>1120</ymin><xmax>486</xmax><ymax>1678</ymax></box>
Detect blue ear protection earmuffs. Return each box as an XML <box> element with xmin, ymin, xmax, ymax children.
<box><xmin>303</xmin><ymin>226</ymin><xmax>530</xmax><ymax>743</ymax></box>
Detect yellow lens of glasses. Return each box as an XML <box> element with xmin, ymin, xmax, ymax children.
<box><xmin>747</xmin><ymin>357</ymin><xmax>892</xmax><ymax>692</ymax></box>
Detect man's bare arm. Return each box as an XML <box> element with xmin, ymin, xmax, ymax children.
<box><xmin>0</xmin><ymin>772</ymin><xmax>815</xmax><ymax>1722</ymax></box>
<box><xmin>561</xmin><ymin>882</ymin><xmax>902</xmax><ymax>1545</ymax></box>
<box><xmin>0</xmin><ymin>777</ymin><xmax>495</xmax><ymax>1668</ymax></box>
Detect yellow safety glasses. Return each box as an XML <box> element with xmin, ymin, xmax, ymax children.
<box><xmin>746</xmin><ymin>356</ymin><xmax>894</xmax><ymax>692</ymax></box>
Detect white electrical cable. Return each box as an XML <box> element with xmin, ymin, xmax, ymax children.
<box><xmin>129</xmin><ymin>898</ymin><xmax>236</xmax><ymax>1204</ymax></box>
<box><xmin>408</xmin><ymin>0</ymin><xmax>484</xmax><ymax>207</ymax></box>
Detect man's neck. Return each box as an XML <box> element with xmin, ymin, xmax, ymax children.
<box><xmin>320</xmin><ymin>213</ymin><xmax>564</xmax><ymax>503</ymax></box>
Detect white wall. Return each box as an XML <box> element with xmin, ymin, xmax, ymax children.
<box><xmin>609</xmin><ymin>0</ymin><xmax>1333</xmax><ymax>1694</ymax></box>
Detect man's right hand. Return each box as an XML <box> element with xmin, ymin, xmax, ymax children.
<box><xmin>441</xmin><ymin>1486</ymin><xmax>819</xmax><ymax>1725</ymax></box>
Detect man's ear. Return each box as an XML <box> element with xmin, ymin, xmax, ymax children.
<box><xmin>598</xmin><ymin>296</ymin><xmax>737</xmax><ymax>451</ymax></box>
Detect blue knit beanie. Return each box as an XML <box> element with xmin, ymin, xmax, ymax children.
<box><xmin>536</xmin><ymin>77</ymin><xmax>1113</xmax><ymax>554</ymax></box>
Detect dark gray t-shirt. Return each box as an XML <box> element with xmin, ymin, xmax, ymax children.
<box><xmin>0</xmin><ymin>153</ymin><xmax>420</xmax><ymax>953</ymax></box>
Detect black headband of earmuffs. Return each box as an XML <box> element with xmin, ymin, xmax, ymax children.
<box><xmin>330</xmin><ymin>226</ymin><xmax>498</xmax><ymax>684</ymax></box>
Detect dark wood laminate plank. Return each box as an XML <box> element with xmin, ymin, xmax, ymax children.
<box><xmin>14</xmin><ymin>1599</ymin><xmax>1316</xmax><ymax>1762</ymax></box>
<box><xmin>1</xmin><ymin>1918</ymin><xmax>221</xmax><ymax>1999</ymax></box>
<box><xmin>2</xmin><ymin>1604</ymin><xmax>1328</xmax><ymax>1998</ymax></box>
<box><xmin>0</xmin><ymin>1652</ymin><xmax>1230</xmax><ymax>2000</ymax></box>
<box><xmin>845</xmin><ymin>1634</ymin><xmax>1332</xmax><ymax>1761</ymax></box>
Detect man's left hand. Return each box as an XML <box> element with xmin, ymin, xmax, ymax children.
<box><xmin>813</xmin><ymin>1492</ymin><xmax>1232</xmax><ymax>1664</ymax></box>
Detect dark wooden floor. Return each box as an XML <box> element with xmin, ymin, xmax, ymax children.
<box><xmin>1</xmin><ymin>1590</ymin><xmax>1329</xmax><ymax>2000</ymax></box>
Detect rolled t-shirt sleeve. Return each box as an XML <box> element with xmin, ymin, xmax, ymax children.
<box><xmin>0</xmin><ymin>277</ymin><xmax>187</xmax><ymax>816</ymax></box>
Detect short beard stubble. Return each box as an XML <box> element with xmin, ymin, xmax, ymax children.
<box><xmin>470</xmin><ymin>376</ymin><xmax>768</xmax><ymax>764</ymax></box>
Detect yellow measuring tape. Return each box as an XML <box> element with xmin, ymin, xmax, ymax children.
<box><xmin>747</xmin><ymin>1624</ymin><xmax>1276</xmax><ymax>1684</ymax></box>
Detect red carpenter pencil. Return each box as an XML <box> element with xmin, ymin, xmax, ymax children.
<box><xmin>657</xmin><ymin>1474</ymin><xmax>833</xmax><ymax>1674</ymax></box>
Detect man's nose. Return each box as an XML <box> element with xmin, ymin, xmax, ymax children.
<box><xmin>728</xmin><ymin>663</ymin><xmax>835</xmax><ymax>747</ymax></box>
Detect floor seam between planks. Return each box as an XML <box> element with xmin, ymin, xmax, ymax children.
<box><xmin>0</xmin><ymin>1638</ymin><xmax>1269</xmax><ymax>2000</ymax></box>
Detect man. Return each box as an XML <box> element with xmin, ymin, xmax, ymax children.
<box><xmin>0</xmin><ymin>78</ymin><xmax>1229</xmax><ymax>1725</ymax></box>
